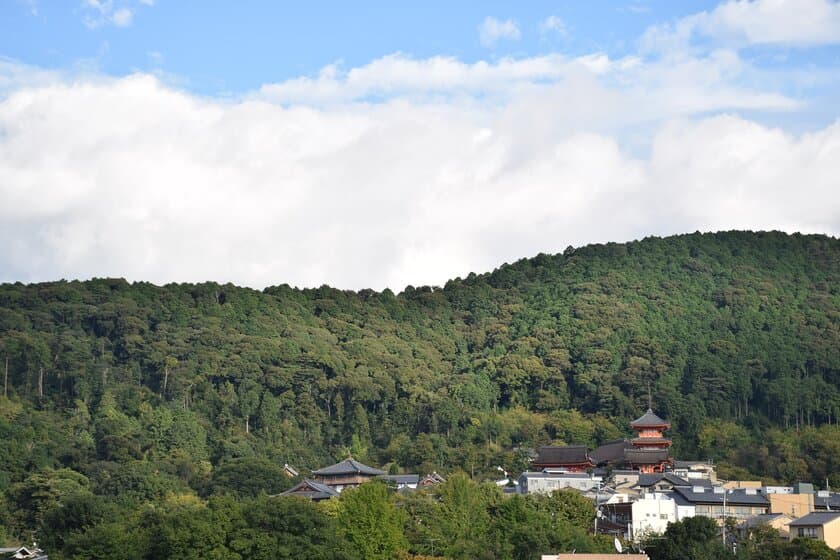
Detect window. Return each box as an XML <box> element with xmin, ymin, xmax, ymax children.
<box><xmin>798</xmin><ymin>527</ymin><xmax>818</xmax><ymax>538</ymax></box>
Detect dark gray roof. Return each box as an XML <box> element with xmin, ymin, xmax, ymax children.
<box><xmin>312</xmin><ymin>458</ymin><xmax>386</xmax><ymax>477</ymax></box>
<box><xmin>277</xmin><ymin>479</ymin><xmax>340</xmax><ymax>500</ymax></box>
<box><xmin>666</xmin><ymin>490</ymin><xmax>693</xmax><ymax>507</ymax></box>
<box><xmin>533</xmin><ymin>445</ymin><xmax>591</xmax><ymax>466</ymax></box>
<box><xmin>590</xmin><ymin>440</ymin><xmax>632</xmax><ymax>464</ymax></box>
<box><xmin>789</xmin><ymin>512</ymin><xmax>840</xmax><ymax>526</ymax></box>
<box><xmin>624</xmin><ymin>448</ymin><xmax>670</xmax><ymax>465</ymax></box>
<box><xmin>672</xmin><ymin>487</ymin><xmax>769</xmax><ymax>506</ymax></box>
<box><xmin>814</xmin><ymin>491</ymin><xmax>840</xmax><ymax>510</ymax></box>
<box><xmin>631</xmin><ymin>408</ymin><xmax>670</xmax><ymax>428</ymax></box>
<box><xmin>636</xmin><ymin>473</ymin><xmax>690</xmax><ymax>488</ymax></box>
<box><xmin>378</xmin><ymin>474</ymin><xmax>420</xmax><ymax>485</ymax></box>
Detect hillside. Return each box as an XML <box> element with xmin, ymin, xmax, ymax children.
<box><xmin>1</xmin><ymin>230</ymin><xmax>840</xmax><ymax>538</ymax></box>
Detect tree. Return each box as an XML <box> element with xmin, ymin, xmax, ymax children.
<box><xmin>338</xmin><ymin>482</ymin><xmax>407</xmax><ymax>560</ymax></box>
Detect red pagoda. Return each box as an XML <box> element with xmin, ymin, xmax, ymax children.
<box><xmin>627</xmin><ymin>408</ymin><xmax>672</xmax><ymax>473</ymax></box>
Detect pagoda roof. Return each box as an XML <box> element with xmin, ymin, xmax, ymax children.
<box><xmin>623</xmin><ymin>448</ymin><xmax>670</xmax><ymax>465</ymax></box>
<box><xmin>312</xmin><ymin>458</ymin><xmax>386</xmax><ymax>477</ymax></box>
<box><xmin>630</xmin><ymin>408</ymin><xmax>670</xmax><ymax>428</ymax></box>
<box><xmin>533</xmin><ymin>445</ymin><xmax>591</xmax><ymax>466</ymax></box>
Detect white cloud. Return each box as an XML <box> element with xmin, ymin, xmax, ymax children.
<box><xmin>0</xmin><ymin>52</ymin><xmax>834</xmax><ymax>291</ymax></box>
<box><xmin>642</xmin><ymin>0</ymin><xmax>840</xmax><ymax>52</ymax></box>
<box><xmin>539</xmin><ymin>15</ymin><xmax>568</xmax><ymax>37</ymax></box>
<box><xmin>81</xmin><ymin>0</ymin><xmax>152</xmax><ymax>29</ymax></box>
<box><xmin>111</xmin><ymin>7</ymin><xmax>133</xmax><ymax>26</ymax></box>
<box><xmin>479</xmin><ymin>17</ymin><xmax>521</xmax><ymax>48</ymax></box>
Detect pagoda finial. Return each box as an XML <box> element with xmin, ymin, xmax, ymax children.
<box><xmin>647</xmin><ymin>382</ymin><xmax>652</xmax><ymax>411</ymax></box>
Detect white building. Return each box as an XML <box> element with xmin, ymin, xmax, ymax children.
<box><xmin>518</xmin><ymin>470</ymin><xmax>602</xmax><ymax>495</ymax></box>
<box><xmin>631</xmin><ymin>493</ymin><xmax>678</xmax><ymax>542</ymax></box>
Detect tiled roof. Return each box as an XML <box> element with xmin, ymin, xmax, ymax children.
<box><xmin>624</xmin><ymin>448</ymin><xmax>670</xmax><ymax>465</ymax></box>
<box><xmin>378</xmin><ymin>474</ymin><xmax>420</xmax><ymax>485</ymax></box>
<box><xmin>636</xmin><ymin>473</ymin><xmax>690</xmax><ymax>488</ymax></box>
<box><xmin>672</xmin><ymin>486</ymin><xmax>769</xmax><ymax>506</ymax></box>
<box><xmin>277</xmin><ymin>479</ymin><xmax>340</xmax><ymax>500</ymax></box>
<box><xmin>590</xmin><ymin>440</ymin><xmax>632</xmax><ymax>464</ymax></box>
<box><xmin>789</xmin><ymin>512</ymin><xmax>840</xmax><ymax>526</ymax></box>
<box><xmin>312</xmin><ymin>458</ymin><xmax>386</xmax><ymax>476</ymax></box>
<box><xmin>533</xmin><ymin>445</ymin><xmax>591</xmax><ymax>466</ymax></box>
<box><xmin>630</xmin><ymin>408</ymin><xmax>670</xmax><ymax>428</ymax></box>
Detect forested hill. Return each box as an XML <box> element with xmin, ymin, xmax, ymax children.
<box><xmin>2</xmin><ymin>231</ymin><xmax>840</xmax><ymax>502</ymax></box>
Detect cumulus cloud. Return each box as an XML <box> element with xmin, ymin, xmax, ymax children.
<box><xmin>0</xmin><ymin>48</ymin><xmax>835</xmax><ymax>291</ymax></box>
<box><xmin>479</xmin><ymin>17</ymin><xmax>521</xmax><ymax>47</ymax></box>
<box><xmin>642</xmin><ymin>0</ymin><xmax>840</xmax><ymax>52</ymax></box>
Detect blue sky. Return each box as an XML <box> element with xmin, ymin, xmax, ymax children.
<box><xmin>1</xmin><ymin>1</ymin><xmax>839</xmax><ymax>289</ymax></box>
<box><xmin>3</xmin><ymin>1</ymin><xmax>715</xmax><ymax>93</ymax></box>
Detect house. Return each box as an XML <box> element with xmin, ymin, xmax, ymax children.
<box><xmin>814</xmin><ymin>490</ymin><xmax>840</xmax><ymax>511</ymax></box>
<box><xmin>311</xmin><ymin>458</ymin><xmax>386</xmax><ymax>492</ymax></box>
<box><xmin>275</xmin><ymin>479</ymin><xmax>340</xmax><ymax>501</ymax></box>
<box><xmin>0</xmin><ymin>546</ymin><xmax>48</xmax><ymax>560</ymax></box>
<box><xmin>633</xmin><ymin>473</ymin><xmax>694</xmax><ymax>494</ymax></box>
<box><xmin>763</xmin><ymin>484</ymin><xmax>814</xmax><ymax>517</ymax></box>
<box><xmin>418</xmin><ymin>472</ymin><xmax>446</xmax><ymax>487</ymax></box>
<box><xmin>671</xmin><ymin>486</ymin><xmax>769</xmax><ymax>524</ymax></box>
<box><xmin>788</xmin><ymin>511</ymin><xmax>840</xmax><ymax>550</ymax></box>
<box><xmin>672</xmin><ymin>460</ymin><xmax>717</xmax><ymax>483</ymax></box>
<box><xmin>518</xmin><ymin>470</ymin><xmax>602</xmax><ymax>495</ymax></box>
<box><xmin>542</xmin><ymin>555</ymin><xmax>649</xmax><ymax>560</ymax></box>
<box><xmin>739</xmin><ymin>512</ymin><xmax>794</xmax><ymax>538</ymax></box>
<box><xmin>282</xmin><ymin>463</ymin><xmax>299</xmax><ymax>478</ymax></box>
<box><xmin>630</xmin><ymin>492</ymin><xmax>678</xmax><ymax>541</ymax></box>
<box><xmin>377</xmin><ymin>474</ymin><xmax>419</xmax><ymax>490</ymax></box>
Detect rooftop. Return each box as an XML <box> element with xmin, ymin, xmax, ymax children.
<box><xmin>533</xmin><ymin>445</ymin><xmax>591</xmax><ymax>466</ymax></box>
<box><xmin>630</xmin><ymin>408</ymin><xmax>670</xmax><ymax>428</ymax></box>
<box><xmin>789</xmin><ymin>512</ymin><xmax>840</xmax><ymax>526</ymax></box>
<box><xmin>312</xmin><ymin>458</ymin><xmax>386</xmax><ymax>477</ymax></box>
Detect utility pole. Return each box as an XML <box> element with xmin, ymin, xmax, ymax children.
<box><xmin>594</xmin><ymin>480</ymin><xmax>601</xmax><ymax>535</ymax></box>
<box><xmin>721</xmin><ymin>489</ymin><xmax>727</xmax><ymax>547</ymax></box>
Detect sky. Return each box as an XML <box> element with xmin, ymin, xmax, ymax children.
<box><xmin>1</xmin><ymin>0</ymin><xmax>839</xmax><ymax>291</ymax></box>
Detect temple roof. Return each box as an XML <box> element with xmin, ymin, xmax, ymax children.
<box><xmin>630</xmin><ymin>408</ymin><xmax>670</xmax><ymax>428</ymax></box>
<box><xmin>590</xmin><ymin>439</ymin><xmax>632</xmax><ymax>464</ymax></box>
<box><xmin>623</xmin><ymin>448</ymin><xmax>670</xmax><ymax>465</ymax></box>
<box><xmin>312</xmin><ymin>458</ymin><xmax>386</xmax><ymax>477</ymax></box>
<box><xmin>277</xmin><ymin>479</ymin><xmax>340</xmax><ymax>500</ymax></box>
<box><xmin>533</xmin><ymin>445</ymin><xmax>591</xmax><ymax>466</ymax></box>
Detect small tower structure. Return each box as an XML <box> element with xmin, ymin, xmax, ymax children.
<box><xmin>628</xmin><ymin>408</ymin><xmax>672</xmax><ymax>473</ymax></box>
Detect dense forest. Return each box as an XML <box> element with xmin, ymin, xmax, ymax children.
<box><xmin>1</xmin><ymin>230</ymin><xmax>840</xmax><ymax>555</ymax></box>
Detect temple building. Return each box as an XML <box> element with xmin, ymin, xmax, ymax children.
<box><xmin>311</xmin><ymin>458</ymin><xmax>386</xmax><ymax>492</ymax></box>
<box><xmin>531</xmin><ymin>408</ymin><xmax>673</xmax><ymax>474</ymax></box>
<box><xmin>626</xmin><ymin>408</ymin><xmax>672</xmax><ymax>474</ymax></box>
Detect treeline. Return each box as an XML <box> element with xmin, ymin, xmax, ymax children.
<box><xmin>1</xmin><ymin>231</ymin><xmax>840</xmax><ymax>544</ymax></box>
<box><xmin>13</xmin><ymin>474</ymin><xmax>609</xmax><ymax>560</ymax></box>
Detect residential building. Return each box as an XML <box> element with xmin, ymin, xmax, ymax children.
<box><xmin>788</xmin><ymin>511</ymin><xmax>840</xmax><ymax>550</ymax></box>
<box><xmin>518</xmin><ymin>471</ymin><xmax>602</xmax><ymax>495</ymax></box>
<box><xmin>630</xmin><ymin>492</ymin><xmax>678</xmax><ymax>541</ymax></box>
<box><xmin>671</xmin><ymin>486</ymin><xmax>769</xmax><ymax>524</ymax></box>
<box><xmin>739</xmin><ymin>512</ymin><xmax>794</xmax><ymax>538</ymax></box>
